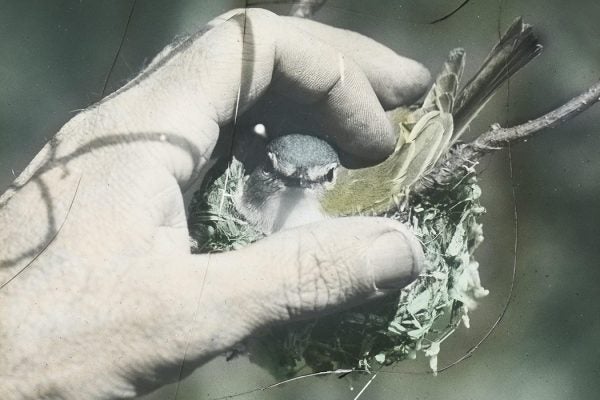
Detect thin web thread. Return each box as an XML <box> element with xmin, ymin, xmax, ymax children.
<box><xmin>248</xmin><ymin>0</ymin><xmax>472</xmax><ymax>25</ymax></box>
<box><xmin>0</xmin><ymin>176</ymin><xmax>82</xmax><ymax>290</ymax></box>
<box><xmin>352</xmin><ymin>373</ymin><xmax>378</xmax><ymax>400</ymax></box>
<box><xmin>435</xmin><ymin>0</ymin><xmax>520</xmax><ymax>374</ymax></box>
<box><xmin>101</xmin><ymin>0</ymin><xmax>137</xmax><ymax>98</ymax></box>
<box><xmin>173</xmin><ymin>4</ymin><xmax>250</xmax><ymax>400</ymax></box>
<box><xmin>218</xmin><ymin>7</ymin><xmax>249</xmax><ymax>215</ymax></box>
<box><xmin>0</xmin><ymin>1</ymin><xmax>137</xmax><ymax>290</ymax></box>
<box><xmin>172</xmin><ymin>254</ymin><xmax>211</xmax><ymax>400</ymax></box>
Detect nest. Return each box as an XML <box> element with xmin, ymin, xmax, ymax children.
<box><xmin>187</xmin><ymin>157</ymin><xmax>488</xmax><ymax>377</ymax></box>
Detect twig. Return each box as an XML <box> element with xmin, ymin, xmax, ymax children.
<box><xmin>429</xmin><ymin>0</ymin><xmax>472</xmax><ymax>24</ymax></box>
<box><xmin>416</xmin><ymin>80</ymin><xmax>600</xmax><ymax>191</ymax></box>
<box><xmin>472</xmin><ymin>81</ymin><xmax>600</xmax><ymax>154</ymax></box>
<box><xmin>352</xmin><ymin>373</ymin><xmax>377</xmax><ymax>400</ymax></box>
<box><xmin>290</xmin><ymin>0</ymin><xmax>327</xmax><ymax>18</ymax></box>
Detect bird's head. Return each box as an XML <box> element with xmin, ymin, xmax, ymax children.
<box><xmin>264</xmin><ymin>134</ymin><xmax>339</xmax><ymax>189</ymax></box>
<box><xmin>234</xmin><ymin>134</ymin><xmax>340</xmax><ymax>234</ymax></box>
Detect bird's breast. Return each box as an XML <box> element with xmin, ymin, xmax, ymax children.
<box><xmin>236</xmin><ymin>183</ymin><xmax>327</xmax><ymax>234</ymax></box>
<box><xmin>272</xmin><ymin>187</ymin><xmax>326</xmax><ymax>232</ymax></box>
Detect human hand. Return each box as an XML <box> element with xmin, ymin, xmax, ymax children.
<box><xmin>0</xmin><ymin>9</ymin><xmax>429</xmax><ymax>399</ymax></box>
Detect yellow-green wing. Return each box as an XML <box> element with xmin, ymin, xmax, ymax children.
<box><xmin>322</xmin><ymin>111</ymin><xmax>453</xmax><ymax>216</ymax></box>
<box><xmin>322</xmin><ymin>49</ymin><xmax>464</xmax><ymax>216</ymax></box>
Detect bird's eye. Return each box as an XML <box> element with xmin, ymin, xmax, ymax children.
<box><xmin>326</xmin><ymin>167</ymin><xmax>335</xmax><ymax>182</ymax></box>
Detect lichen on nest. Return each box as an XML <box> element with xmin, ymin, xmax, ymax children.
<box><xmin>187</xmin><ymin>157</ymin><xmax>488</xmax><ymax>377</ymax></box>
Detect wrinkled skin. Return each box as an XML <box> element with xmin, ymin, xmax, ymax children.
<box><xmin>0</xmin><ymin>9</ymin><xmax>430</xmax><ymax>399</ymax></box>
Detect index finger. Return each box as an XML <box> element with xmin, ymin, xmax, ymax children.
<box><xmin>194</xmin><ymin>9</ymin><xmax>426</xmax><ymax>162</ymax></box>
<box><xmin>283</xmin><ymin>16</ymin><xmax>431</xmax><ymax>109</ymax></box>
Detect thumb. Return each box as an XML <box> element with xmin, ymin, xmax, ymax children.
<box><xmin>211</xmin><ymin>217</ymin><xmax>424</xmax><ymax>328</ymax></box>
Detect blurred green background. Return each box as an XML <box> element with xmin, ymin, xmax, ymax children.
<box><xmin>1</xmin><ymin>0</ymin><xmax>598</xmax><ymax>399</ymax></box>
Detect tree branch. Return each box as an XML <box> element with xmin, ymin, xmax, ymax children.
<box><xmin>415</xmin><ymin>80</ymin><xmax>600</xmax><ymax>191</ymax></box>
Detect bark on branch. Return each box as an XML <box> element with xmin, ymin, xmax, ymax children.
<box><xmin>415</xmin><ymin>80</ymin><xmax>600</xmax><ymax>192</ymax></box>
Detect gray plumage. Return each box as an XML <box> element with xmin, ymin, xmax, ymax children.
<box><xmin>234</xmin><ymin>134</ymin><xmax>339</xmax><ymax>234</ymax></box>
<box><xmin>266</xmin><ymin>134</ymin><xmax>339</xmax><ymax>185</ymax></box>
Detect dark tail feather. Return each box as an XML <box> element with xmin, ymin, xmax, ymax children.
<box><xmin>452</xmin><ymin>17</ymin><xmax>543</xmax><ymax>141</ymax></box>
<box><xmin>428</xmin><ymin>48</ymin><xmax>466</xmax><ymax>114</ymax></box>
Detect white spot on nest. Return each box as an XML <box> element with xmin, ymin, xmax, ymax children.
<box><xmin>254</xmin><ymin>123</ymin><xmax>267</xmax><ymax>138</ymax></box>
<box><xmin>159</xmin><ymin>134</ymin><xmax>167</xmax><ymax>141</ymax></box>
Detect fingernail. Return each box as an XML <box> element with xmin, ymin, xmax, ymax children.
<box><xmin>367</xmin><ymin>229</ymin><xmax>424</xmax><ymax>290</ymax></box>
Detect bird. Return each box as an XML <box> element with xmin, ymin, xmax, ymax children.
<box><xmin>233</xmin><ymin>134</ymin><xmax>339</xmax><ymax>234</ymax></box>
<box><xmin>322</xmin><ymin>17</ymin><xmax>541</xmax><ymax>217</ymax></box>
<box><xmin>210</xmin><ymin>18</ymin><xmax>541</xmax><ymax>236</ymax></box>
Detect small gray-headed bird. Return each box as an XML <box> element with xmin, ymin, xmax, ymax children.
<box><xmin>234</xmin><ymin>134</ymin><xmax>339</xmax><ymax>234</ymax></box>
